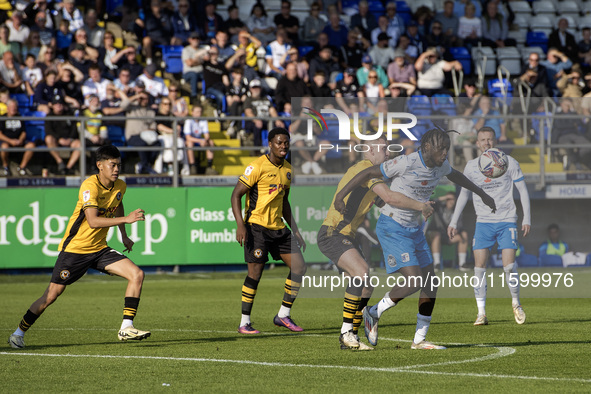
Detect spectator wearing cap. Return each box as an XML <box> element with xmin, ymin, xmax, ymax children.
<box><xmin>387</xmin><ymin>49</ymin><xmax>417</xmax><ymax>97</ymax></box>
<box><xmin>434</xmin><ymin>0</ymin><xmax>459</xmax><ymax>41</ymax></box>
<box><xmin>83</xmin><ymin>9</ymin><xmax>104</xmax><ymax>48</ymax></box>
<box><xmin>57</xmin><ymin>0</ymin><xmax>84</xmax><ymax>33</ymax></box>
<box><xmin>265</xmin><ymin>28</ymin><xmax>291</xmax><ymax>79</ymax></box>
<box><xmin>351</xmin><ymin>0</ymin><xmax>378</xmax><ymax>41</ymax></box>
<box><xmin>140</xmin><ymin>0</ymin><xmax>175</xmax><ymax>65</ymax></box>
<box><xmin>481</xmin><ymin>0</ymin><xmax>514</xmax><ymax>49</ymax></box>
<box><xmin>308</xmin><ymin>46</ymin><xmax>340</xmax><ymax>88</ymax></box>
<box><xmin>243</xmin><ymin>79</ymin><xmax>284</xmax><ymax>148</ymax></box>
<box><xmin>31</xmin><ymin>11</ymin><xmax>56</xmax><ymax>47</ymax></box>
<box><xmin>68</xmin><ymin>28</ymin><xmax>99</xmax><ymax>65</ymax></box>
<box><xmin>385</xmin><ymin>2</ymin><xmax>405</xmax><ymax>40</ymax></box>
<box><xmin>0</xmin><ymin>99</ymin><xmax>36</xmax><ymax>177</ymax></box>
<box><xmin>302</xmin><ymin>2</ymin><xmax>326</xmax><ymax>44</ymax></box>
<box><xmin>82</xmin><ymin>64</ymin><xmax>110</xmax><ymax>105</ymax></box>
<box><xmin>341</xmin><ymin>29</ymin><xmax>367</xmax><ymax>69</ymax></box>
<box><xmin>457</xmin><ymin>2</ymin><xmax>481</xmax><ymax>50</ymax></box>
<box><xmin>182</xmin><ymin>33</ymin><xmax>207</xmax><ymax>98</ymax></box>
<box><xmin>171</xmin><ymin>0</ymin><xmax>200</xmax><ymax>45</ymax></box>
<box><xmin>274</xmin><ymin>0</ymin><xmax>300</xmax><ymax>44</ymax></box>
<box><xmin>0</xmin><ymin>51</ymin><xmax>23</xmax><ymax>94</ymax></box>
<box><xmin>310</xmin><ymin>71</ymin><xmax>332</xmax><ymax>97</ymax></box>
<box><xmin>406</xmin><ymin>21</ymin><xmax>426</xmax><ymax>55</ymax></box>
<box><xmin>7</xmin><ymin>11</ymin><xmax>31</xmax><ymax>46</ymax></box>
<box><xmin>223</xmin><ymin>5</ymin><xmax>246</xmax><ymax>43</ymax></box>
<box><xmin>202</xmin><ymin>46</ymin><xmax>230</xmax><ymax>111</ymax></box>
<box><xmin>116</xmin><ymin>46</ymin><xmax>143</xmax><ymax>81</ymax></box>
<box><xmin>548</xmin><ymin>18</ymin><xmax>578</xmax><ymax>63</ymax></box>
<box><xmin>247</xmin><ymin>2</ymin><xmax>276</xmax><ymax>46</ymax></box>
<box><xmin>415</xmin><ymin>47</ymin><xmax>462</xmax><ymax>96</ymax></box>
<box><xmin>356</xmin><ymin>54</ymin><xmax>388</xmax><ymax>88</ymax></box>
<box><xmin>372</xmin><ymin>15</ymin><xmax>398</xmax><ymax>48</ymax></box>
<box><xmin>45</xmin><ymin>95</ymin><xmax>80</xmax><ymax>175</ymax></box>
<box><xmin>136</xmin><ymin>63</ymin><xmax>169</xmax><ymax>99</ymax></box>
<box><xmin>369</xmin><ymin>32</ymin><xmax>396</xmax><ymax>70</ymax></box>
<box><xmin>323</xmin><ymin>12</ymin><xmax>349</xmax><ymax>48</ymax></box>
<box><xmin>199</xmin><ymin>0</ymin><xmax>224</xmax><ymax>44</ymax></box>
<box><xmin>276</xmin><ymin>62</ymin><xmax>310</xmax><ymax>112</ymax></box>
<box><xmin>120</xmin><ymin>91</ymin><xmax>160</xmax><ymax>174</ymax></box>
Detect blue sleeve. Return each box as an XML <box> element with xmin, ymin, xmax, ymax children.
<box><xmin>539</xmin><ymin>243</ymin><xmax>548</xmax><ymax>256</ymax></box>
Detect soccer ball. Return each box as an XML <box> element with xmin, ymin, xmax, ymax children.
<box><xmin>478</xmin><ymin>148</ymin><xmax>508</xmax><ymax>178</ymax></box>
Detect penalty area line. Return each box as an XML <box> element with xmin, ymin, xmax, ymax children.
<box><xmin>1</xmin><ymin>351</ymin><xmax>589</xmax><ymax>383</ymax></box>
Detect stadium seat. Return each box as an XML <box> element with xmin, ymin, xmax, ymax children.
<box><xmin>431</xmin><ymin>94</ymin><xmax>456</xmax><ymax>116</ymax></box>
<box><xmin>11</xmin><ymin>93</ymin><xmax>33</xmax><ymax>113</ymax></box>
<box><xmin>557</xmin><ymin>1</ymin><xmax>580</xmax><ymax>18</ymax></box>
<box><xmin>517</xmin><ymin>253</ymin><xmax>539</xmax><ymax>267</ymax></box>
<box><xmin>25</xmin><ymin>111</ymin><xmax>46</xmax><ymax>143</ymax></box>
<box><xmin>496</xmin><ymin>46</ymin><xmax>522</xmax><ymax>75</ymax></box>
<box><xmin>513</xmin><ymin>15</ymin><xmax>531</xmax><ymax>34</ymax></box>
<box><xmin>396</xmin><ymin>1</ymin><xmax>412</xmax><ymax>24</ymax></box>
<box><xmin>406</xmin><ymin>95</ymin><xmax>432</xmax><ymax>139</ymax></box>
<box><xmin>509</xmin><ymin>1</ymin><xmax>532</xmax><ymax>17</ymax></box>
<box><xmin>164</xmin><ymin>54</ymin><xmax>183</xmax><ymax>74</ymax></box>
<box><xmin>539</xmin><ymin>255</ymin><xmax>563</xmax><ymax>267</ymax></box>
<box><xmin>368</xmin><ymin>0</ymin><xmax>386</xmax><ymax>16</ymax></box>
<box><xmin>449</xmin><ymin>47</ymin><xmax>472</xmax><ymax>75</ymax></box>
<box><xmin>488</xmin><ymin>78</ymin><xmax>513</xmax><ymax>109</ymax></box>
<box><xmin>529</xmin><ymin>15</ymin><xmax>554</xmax><ymax>37</ymax></box>
<box><xmin>342</xmin><ymin>0</ymin><xmax>359</xmax><ymax>15</ymax></box>
<box><xmin>107</xmin><ymin>125</ymin><xmax>126</xmax><ymax>147</ymax></box>
<box><xmin>507</xmin><ymin>30</ymin><xmax>526</xmax><ymax>47</ymax></box>
<box><xmin>579</xmin><ymin>15</ymin><xmax>591</xmax><ymax>30</ymax></box>
<box><xmin>298</xmin><ymin>45</ymin><xmax>314</xmax><ymax>57</ymax></box>
<box><xmin>521</xmin><ymin>46</ymin><xmax>547</xmax><ymax>63</ymax></box>
<box><xmin>472</xmin><ymin>46</ymin><xmax>496</xmax><ymax>75</ymax></box>
<box><xmin>526</xmin><ymin>32</ymin><xmax>549</xmax><ymax>53</ymax></box>
<box><xmin>533</xmin><ymin>1</ymin><xmax>557</xmax><ymax>17</ymax></box>
<box><xmin>158</xmin><ymin>45</ymin><xmax>183</xmax><ymax>56</ymax></box>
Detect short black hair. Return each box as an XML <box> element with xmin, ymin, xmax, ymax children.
<box><xmin>420</xmin><ymin>128</ymin><xmax>451</xmax><ymax>151</ymax></box>
<box><xmin>268</xmin><ymin>127</ymin><xmax>290</xmax><ymax>141</ymax></box>
<box><xmin>96</xmin><ymin>145</ymin><xmax>121</xmax><ymax>161</ymax></box>
<box><xmin>548</xmin><ymin>223</ymin><xmax>560</xmax><ymax>231</ymax></box>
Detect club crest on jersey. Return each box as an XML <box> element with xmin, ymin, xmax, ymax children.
<box><xmin>83</xmin><ymin>190</ymin><xmax>90</xmax><ymax>202</ymax></box>
<box><xmin>388</xmin><ymin>255</ymin><xmax>397</xmax><ymax>267</ymax></box>
<box><xmin>421</xmin><ymin>180</ymin><xmax>428</xmax><ymax>186</ymax></box>
<box><xmin>60</xmin><ymin>270</ymin><xmax>70</xmax><ymax>280</ymax></box>
<box><xmin>254</xmin><ymin>249</ymin><xmax>263</xmax><ymax>258</ymax></box>
<box><xmin>401</xmin><ymin>253</ymin><xmax>410</xmax><ymax>263</ymax></box>
<box><xmin>286</xmin><ymin>172</ymin><xmax>291</xmax><ymax>180</ymax></box>
<box><xmin>116</xmin><ymin>192</ymin><xmax>122</xmax><ymax>200</ymax></box>
<box><xmin>342</xmin><ymin>239</ymin><xmax>352</xmax><ymax>245</ymax></box>
<box><xmin>244</xmin><ymin>165</ymin><xmax>254</xmax><ymax>176</ymax></box>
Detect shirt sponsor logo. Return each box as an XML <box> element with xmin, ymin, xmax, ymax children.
<box><xmin>83</xmin><ymin>190</ymin><xmax>90</xmax><ymax>202</ymax></box>
<box><xmin>245</xmin><ymin>165</ymin><xmax>254</xmax><ymax>176</ymax></box>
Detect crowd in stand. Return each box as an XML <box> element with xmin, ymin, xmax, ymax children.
<box><xmin>1</xmin><ymin>0</ymin><xmax>591</xmax><ymax>177</ymax></box>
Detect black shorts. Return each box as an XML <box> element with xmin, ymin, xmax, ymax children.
<box><xmin>51</xmin><ymin>247</ymin><xmax>130</xmax><ymax>285</ymax></box>
<box><xmin>244</xmin><ymin>223</ymin><xmax>299</xmax><ymax>263</ymax></box>
<box><xmin>317</xmin><ymin>225</ymin><xmax>362</xmax><ymax>264</ymax></box>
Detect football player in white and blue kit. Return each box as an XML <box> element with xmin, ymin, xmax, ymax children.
<box><xmin>334</xmin><ymin>129</ymin><xmax>496</xmax><ymax>349</ymax></box>
<box><xmin>447</xmin><ymin>127</ymin><xmax>531</xmax><ymax>326</ymax></box>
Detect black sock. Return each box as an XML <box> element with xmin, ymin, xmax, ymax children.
<box><xmin>18</xmin><ymin>309</ymin><xmax>40</xmax><ymax>332</ymax></box>
<box><xmin>123</xmin><ymin>297</ymin><xmax>140</xmax><ymax>321</ymax></box>
<box><xmin>353</xmin><ymin>297</ymin><xmax>370</xmax><ymax>335</ymax></box>
<box><xmin>241</xmin><ymin>276</ymin><xmax>260</xmax><ymax>315</ymax></box>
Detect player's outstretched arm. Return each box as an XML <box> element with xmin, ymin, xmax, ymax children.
<box><xmin>447</xmin><ymin>168</ymin><xmax>496</xmax><ymax>212</ymax></box>
<box><xmin>447</xmin><ymin>187</ymin><xmax>470</xmax><ymax>240</ymax></box>
<box><xmin>231</xmin><ymin>181</ymin><xmax>249</xmax><ymax>246</ymax></box>
<box><xmin>334</xmin><ymin>165</ymin><xmax>382</xmax><ymax>214</ymax></box>
<box><xmin>514</xmin><ymin>180</ymin><xmax>531</xmax><ymax>237</ymax></box>
<box><xmin>85</xmin><ymin>206</ymin><xmax>145</xmax><ymax>229</ymax></box>
<box><xmin>372</xmin><ymin>183</ymin><xmax>434</xmax><ymax>219</ymax></box>
<box><xmin>282</xmin><ymin>189</ymin><xmax>306</xmax><ymax>253</ymax></box>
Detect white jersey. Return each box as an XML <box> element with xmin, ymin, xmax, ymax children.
<box><xmin>463</xmin><ymin>155</ymin><xmax>523</xmax><ymax>223</ymax></box>
<box><xmin>379</xmin><ymin>151</ymin><xmax>452</xmax><ymax>228</ymax></box>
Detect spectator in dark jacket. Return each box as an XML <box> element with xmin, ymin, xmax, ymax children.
<box><xmin>308</xmin><ymin>46</ymin><xmax>340</xmax><ymax>88</ymax></box>
<box><xmin>548</xmin><ymin>18</ymin><xmax>578</xmax><ymax>63</ymax></box>
<box><xmin>44</xmin><ymin>95</ymin><xmax>80</xmax><ymax>175</ymax></box>
<box><xmin>171</xmin><ymin>0</ymin><xmax>200</xmax><ymax>45</ymax></box>
<box><xmin>275</xmin><ymin>62</ymin><xmax>310</xmax><ymax>112</ymax></box>
<box><xmin>141</xmin><ymin>0</ymin><xmax>175</xmax><ymax>64</ymax></box>
<box><xmin>350</xmin><ymin>0</ymin><xmax>378</xmax><ymax>40</ymax></box>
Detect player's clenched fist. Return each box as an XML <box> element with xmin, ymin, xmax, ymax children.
<box><xmin>126</xmin><ymin>208</ymin><xmax>145</xmax><ymax>223</ymax></box>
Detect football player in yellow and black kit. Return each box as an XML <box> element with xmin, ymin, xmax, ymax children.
<box><xmin>231</xmin><ymin>128</ymin><xmax>307</xmax><ymax>334</ymax></box>
<box><xmin>318</xmin><ymin>136</ymin><xmax>434</xmax><ymax>350</ymax></box>
<box><xmin>8</xmin><ymin>146</ymin><xmax>150</xmax><ymax>349</ymax></box>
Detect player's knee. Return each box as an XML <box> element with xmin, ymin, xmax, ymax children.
<box><xmin>129</xmin><ymin>267</ymin><xmax>145</xmax><ymax>284</ymax></box>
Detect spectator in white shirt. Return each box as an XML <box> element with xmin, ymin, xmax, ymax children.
<box><xmin>81</xmin><ymin>64</ymin><xmax>110</xmax><ymax>104</ymax></box>
<box><xmin>136</xmin><ymin>63</ymin><xmax>169</xmax><ymax>98</ymax></box>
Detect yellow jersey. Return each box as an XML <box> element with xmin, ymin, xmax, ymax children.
<box><xmin>322</xmin><ymin>160</ymin><xmax>383</xmax><ymax>238</ymax></box>
<box><xmin>239</xmin><ymin>155</ymin><xmax>292</xmax><ymax>230</ymax></box>
<box><xmin>59</xmin><ymin>175</ymin><xmax>127</xmax><ymax>254</ymax></box>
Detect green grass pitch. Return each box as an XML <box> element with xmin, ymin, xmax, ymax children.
<box><xmin>1</xmin><ymin>267</ymin><xmax>590</xmax><ymax>392</ymax></box>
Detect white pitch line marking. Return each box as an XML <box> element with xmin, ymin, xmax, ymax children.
<box><xmin>1</xmin><ymin>351</ymin><xmax>590</xmax><ymax>383</ymax></box>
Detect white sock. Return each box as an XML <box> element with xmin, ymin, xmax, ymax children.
<box><xmin>413</xmin><ymin>313</ymin><xmax>432</xmax><ymax>344</ymax></box>
<box><xmin>12</xmin><ymin>328</ymin><xmax>25</xmax><ymax>337</ymax></box>
<box><xmin>370</xmin><ymin>292</ymin><xmax>396</xmax><ymax>318</ymax></box>
<box><xmin>120</xmin><ymin>319</ymin><xmax>133</xmax><ymax>330</ymax></box>
<box><xmin>433</xmin><ymin>253</ymin><xmax>441</xmax><ymax>267</ymax></box>
<box><xmin>504</xmin><ymin>263</ymin><xmax>520</xmax><ymax>307</ymax></box>
<box><xmin>473</xmin><ymin>267</ymin><xmax>487</xmax><ymax>315</ymax></box>
<box><xmin>459</xmin><ymin>253</ymin><xmax>467</xmax><ymax>266</ymax></box>
<box><xmin>341</xmin><ymin>322</ymin><xmax>354</xmax><ymax>334</ymax></box>
<box><xmin>240</xmin><ymin>314</ymin><xmax>251</xmax><ymax>327</ymax></box>
<box><xmin>278</xmin><ymin>305</ymin><xmax>291</xmax><ymax>318</ymax></box>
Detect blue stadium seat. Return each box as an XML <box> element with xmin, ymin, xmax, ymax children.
<box><xmin>11</xmin><ymin>93</ymin><xmax>33</xmax><ymax>113</ymax></box>
<box><xmin>396</xmin><ymin>1</ymin><xmax>412</xmax><ymax>24</ymax></box>
<box><xmin>107</xmin><ymin>125</ymin><xmax>126</xmax><ymax>147</ymax></box>
<box><xmin>368</xmin><ymin>0</ymin><xmax>386</xmax><ymax>16</ymax></box>
<box><xmin>539</xmin><ymin>254</ymin><xmax>563</xmax><ymax>267</ymax></box>
<box><xmin>488</xmin><ymin>78</ymin><xmax>513</xmax><ymax>108</ymax></box>
<box><xmin>406</xmin><ymin>95</ymin><xmax>433</xmax><ymax>139</ymax></box>
<box><xmin>25</xmin><ymin>111</ymin><xmax>46</xmax><ymax>143</ymax></box>
<box><xmin>526</xmin><ymin>31</ymin><xmax>549</xmax><ymax>53</ymax></box>
<box><xmin>431</xmin><ymin>94</ymin><xmax>456</xmax><ymax>116</ymax></box>
<box><xmin>158</xmin><ymin>45</ymin><xmax>183</xmax><ymax>55</ymax></box>
<box><xmin>516</xmin><ymin>253</ymin><xmax>539</xmax><ymax>267</ymax></box>
<box><xmin>165</xmin><ymin>55</ymin><xmax>183</xmax><ymax>74</ymax></box>
<box><xmin>449</xmin><ymin>47</ymin><xmax>472</xmax><ymax>75</ymax></box>
<box><xmin>298</xmin><ymin>45</ymin><xmax>314</xmax><ymax>57</ymax></box>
